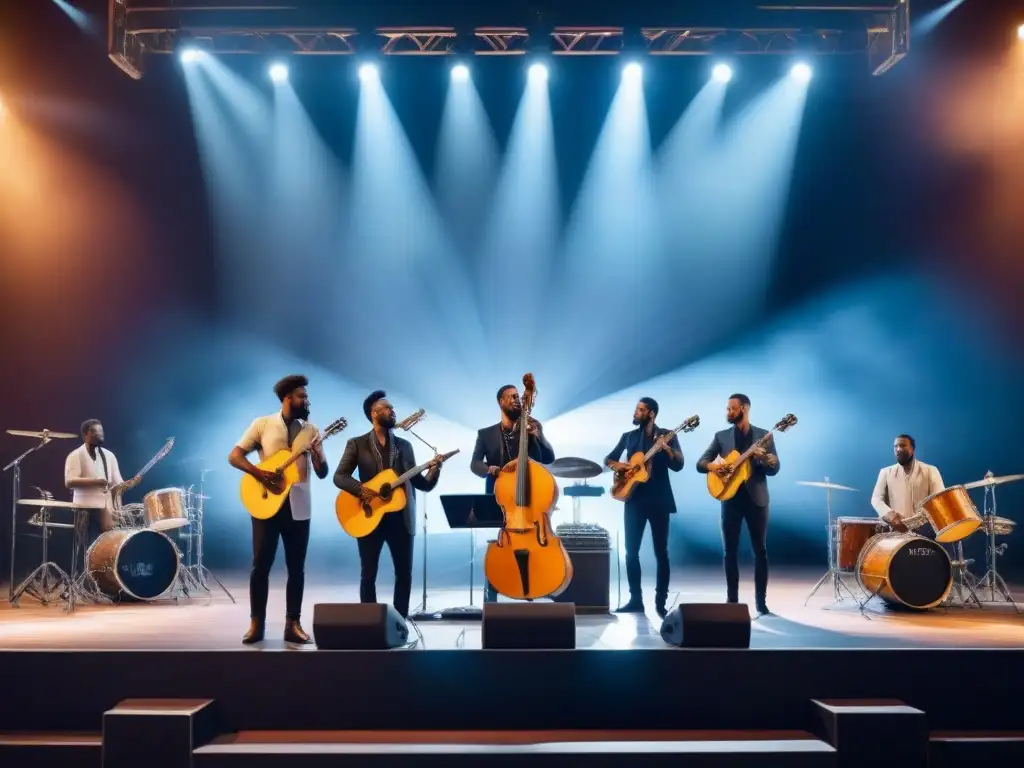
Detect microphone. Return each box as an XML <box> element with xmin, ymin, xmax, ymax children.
<box><xmin>397</xmin><ymin>409</ymin><xmax>426</xmax><ymax>431</ymax></box>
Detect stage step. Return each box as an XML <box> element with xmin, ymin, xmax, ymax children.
<box><xmin>0</xmin><ymin>732</ymin><xmax>101</xmax><ymax>768</ymax></box>
<box><xmin>193</xmin><ymin>730</ymin><xmax>837</xmax><ymax>767</ymax></box>
<box><xmin>930</xmin><ymin>731</ymin><xmax>1024</xmax><ymax>765</ymax></box>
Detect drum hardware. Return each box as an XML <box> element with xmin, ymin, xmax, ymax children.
<box><xmin>798</xmin><ymin>478</ymin><xmax>863</xmax><ymax>607</ymax></box>
<box><xmin>942</xmin><ymin>540</ymin><xmax>984</xmax><ymax>609</ymax></box>
<box><xmin>178</xmin><ymin>469</ymin><xmax>235</xmax><ymax>603</ymax></box>
<box><xmin>970</xmin><ymin>471</ymin><xmax>1020</xmax><ymax>612</ymax></box>
<box><xmin>3</xmin><ymin>429</ymin><xmax>72</xmax><ymax>602</ymax></box>
<box><xmin>10</xmin><ymin>491</ymin><xmax>76</xmax><ymax>607</ymax></box>
<box><xmin>917</xmin><ymin>485</ymin><xmax>983</xmax><ymax>543</ymax></box>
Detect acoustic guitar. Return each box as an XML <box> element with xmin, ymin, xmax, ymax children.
<box><xmin>105</xmin><ymin>437</ymin><xmax>175</xmax><ymax>513</ymax></box>
<box><xmin>336</xmin><ymin>448</ymin><xmax>460</xmax><ymax>538</ymax></box>
<box><xmin>611</xmin><ymin>415</ymin><xmax>699</xmax><ymax>502</ymax></box>
<box><xmin>241</xmin><ymin>417</ymin><xmax>348</xmax><ymax>520</ymax></box>
<box><xmin>705</xmin><ymin>414</ymin><xmax>797</xmax><ymax>501</ymax></box>
<box><xmin>484</xmin><ymin>373</ymin><xmax>573</xmax><ymax>600</ymax></box>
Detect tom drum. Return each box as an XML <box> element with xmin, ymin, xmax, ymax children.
<box><xmin>918</xmin><ymin>485</ymin><xmax>982</xmax><ymax>543</ymax></box>
<box><xmin>143</xmin><ymin>488</ymin><xmax>190</xmax><ymax>531</ymax></box>
<box><xmin>835</xmin><ymin>517</ymin><xmax>882</xmax><ymax>571</ymax></box>
<box><xmin>856</xmin><ymin>532</ymin><xmax>952</xmax><ymax>610</ymax></box>
<box><xmin>86</xmin><ymin>528</ymin><xmax>180</xmax><ymax>601</ymax></box>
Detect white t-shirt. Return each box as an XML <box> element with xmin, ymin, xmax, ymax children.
<box><xmin>236</xmin><ymin>413</ymin><xmax>320</xmax><ymax>521</ymax></box>
<box><xmin>64</xmin><ymin>444</ymin><xmax>124</xmax><ymax>508</ymax></box>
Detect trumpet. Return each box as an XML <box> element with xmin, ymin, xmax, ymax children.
<box><xmin>397</xmin><ymin>409</ymin><xmax>426</xmax><ymax>431</ymax></box>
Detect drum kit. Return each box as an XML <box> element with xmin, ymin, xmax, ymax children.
<box><xmin>4</xmin><ymin>428</ymin><xmax>233</xmax><ymax>613</ymax></box>
<box><xmin>803</xmin><ymin>471</ymin><xmax>1022</xmax><ymax>613</ymax></box>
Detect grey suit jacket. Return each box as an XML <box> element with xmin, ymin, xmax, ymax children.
<box><xmin>333</xmin><ymin>432</ymin><xmax>439</xmax><ymax>535</ymax></box>
<box><xmin>696</xmin><ymin>426</ymin><xmax>780</xmax><ymax>508</ymax></box>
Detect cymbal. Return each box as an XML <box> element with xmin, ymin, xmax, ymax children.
<box><xmin>797</xmin><ymin>480</ymin><xmax>858</xmax><ymax>492</ymax></box>
<box><xmin>547</xmin><ymin>457</ymin><xmax>604</xmax><ymax>480</ymax></box>
<box><xmin>7</xmin><ymin>429</ymin><xmax>76</xmax><ymax>440</ymax></box>
<box><xmin>982</xmin><ymin>516</ymin><xmax>1016</xmax><ymax>536</ymax></box>
<box><xmin>17</xmin><ymin>499</ymin><xmax>91</xmax><ymax>508</ymax></box>
<box><xmin>962</xmin><ymin>474</ymin><xmax>1024</xmax><ymax>491</ymax></box>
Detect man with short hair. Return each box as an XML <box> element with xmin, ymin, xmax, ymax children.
<box><xmin>871</xmin><ymin>434</ymin><xmax>945</xmax><ymax>530</ymax></box>
<box><xmin>229</xmin><ymin>374</ymin><xmax>329</xmax><ymax>645</ymax></box>
<box><xmin>65</xmin><ymin>419</ymin><xmax>140</xmax><ymax>545</ymax></box>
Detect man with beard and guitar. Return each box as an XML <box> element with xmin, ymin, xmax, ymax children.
<box><xmin>696</xmin><ymin>394</ymin><xmax>780</xmax><ymax>616</ymax></box>
<box><xmin>871</xmin><ymin>434</ymin><xmax>945</xmax><ymax>533</ymax></box>
<box><xmin>333</xmin><ymin>390</ymin><xmax>442</xmax><ymax>619</ymax></box>
<box><xmin>470</xmin><ymin>384</ymin><xmax>556</xmax><ymax>603</ymax></box>
<box><xmin>230</xmin><ymin>374</ymin><xmax>330</xmax><ymax>645</ymax></box>
<box><xmin>605</xmin><ymin>397</ymin><xmax>684</xmax><ymax>618</ymax></box>
<box><xmin>65</xmin><ymin>419</ymin><xmax>141</xmax><ymax>545</ymax></box>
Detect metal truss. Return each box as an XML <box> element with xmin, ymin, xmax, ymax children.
<box><xmin>108</xmin><ymin>1</ymin><xmax>910</xmax><ymax>79</ymax></box>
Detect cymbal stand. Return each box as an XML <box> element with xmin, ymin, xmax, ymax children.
<box><xmin>973</xmin><ymin>477</ymin><xmax>1018</xmax><ymax>611</ymax></box>
<box><xmin>10</xmin><ymin>498</ymin><xmax>74</xmax><ymax>607</ymax></box>
<box><xmin>189</xmin><ymin>468</ymin><xmax>234</xmax><ymax>603</ymax></box>
<box><xmin>3</xmin><ymin>434</ymin><xmax>53</xmax><ymax>602</ymax></box>
<box><xmin>944</xmin><ymin>540</ymin><xmax>983</xmax><ymax>608</ymax></box>
<box><xmin>804</xmin><ymin>477</ymin><xmax>862</xmax><ymax>607</ymax></box>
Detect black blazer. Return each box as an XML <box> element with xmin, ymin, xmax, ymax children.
<box><xmin>696</xmin><ymin>426</ymin><xmax>780</xmax><ymax>508</ymax></box>
<box><xmin>605</xmin><ymin>427</ymin><xmax>684</xmax><ymax>513</ymax></box>
<box><xmin>333</xmin><ymin>432</ymin><xmax>439</xmax><ymax>535</ymax></box>
<box><xmin>470</xmin><ymin>423</ymin><xmax>556</xmax><ymax>494</ymax></box>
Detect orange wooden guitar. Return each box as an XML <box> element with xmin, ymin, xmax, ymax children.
<box><xmin>484</xmin><ymin>373</ymin><xmax>573</xmax><ymax>600</ymax></box>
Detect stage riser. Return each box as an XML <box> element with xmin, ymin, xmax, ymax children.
<box><xmin>3</xmin><ymin>649</ymin><xmax>1024</xmax><ymax>733</ymax></box>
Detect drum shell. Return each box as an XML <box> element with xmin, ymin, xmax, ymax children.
<box><xmin>835</xmin><ymin>518</ymin><xmax>881</xmax><ymax>571</ymax></box>
<box><xmin>919</xmin><ymin>485</ymin><xmax>982</xmax><ymax>543</ymax></box>
<box><xmin>856</xmin><ymin>532</ymin><xmax>952</xmax><ymax>609</ymax></box>
<box><xmin>143</xmin><ymin>488</ymin><xmax>190</xmax><ymax>531</ymax></box>
<box><xmin>86</xmin><ymin>528</ymin><xmax>180</xmax><ymax>601</ymax></box>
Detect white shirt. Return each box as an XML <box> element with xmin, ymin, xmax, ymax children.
<box><xmin>871</xmin><ymin>460</ymin><xmax>945</xmax><ymax>520</ymax></box>
<box><xmin>65</xmin><ymin>444</ymin><xmax>124</xmax><ymax>508</ymax></box>
<box><xmin>236</xmin><ymin>413</ymin><xmax>320</xmax><ymax>521</ymax></box>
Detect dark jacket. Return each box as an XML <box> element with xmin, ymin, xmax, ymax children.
<box><xmin>605</xmin><ymin>426</ymin><xmax>685</xmax><ymax>513</ymax></box>
<box><xmin>333</xmin><ymin>431</ymin><xmax>439</xmax><ymax>535</ymax></box>
<box><xmin>696</xmin><ymin>426</ymin><xmax>780</xmax><ymax>508</ymax></box>
<box><xmin>470</xmin><ymin>423</ymin><xmax>556</xmax><ymax>494</ymax></box>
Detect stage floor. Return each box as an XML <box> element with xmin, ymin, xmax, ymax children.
<box><xmin>2</xmin><ymin>569</ymin><xmax>1022</xmax><ymax>651</ymax></box>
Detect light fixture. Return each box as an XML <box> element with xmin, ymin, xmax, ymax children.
<box><xmin>269</xmin><ymin>63</ymin><xmax>289</xmax><ymax>83</ymax></box>
<box><xmin>712</xmin><ymin>63</ymin><xmax>733</xmax><ymax>83</ymax></box>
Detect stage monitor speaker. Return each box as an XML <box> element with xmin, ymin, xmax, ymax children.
<box><xmin>482</xmin><ymin>602</ymin><xmax>576</xmax><ymax>649</ymax></box>
<box><xmin>660</xmin><ymin>603</ymin><xmax>751</xmax><ymax>649</ymax></box>
<box><xmin>313</xmin><ymin>603</ymin><xmax>408</xmax><ymax>649</ymax></box>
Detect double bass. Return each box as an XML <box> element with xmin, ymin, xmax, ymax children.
<box><xmin>484</xmin><ymin>374</ymin><xmax>573</xmax><ymax>600</ymax></box>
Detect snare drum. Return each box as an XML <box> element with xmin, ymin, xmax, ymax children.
<box><xmin>856</xmin><ymin>532</ymin><xmax>952</xmax><ymax>609</ymax></box>
<box><xmin>835</xmin><ymin>517</ymin><xmax>882</xmax><ymax>571</ymax></box>
<box><xmin>86</xmin><ymin>528</ymin><xmax>180</xmax><ymax>601</ymax></box>
<box><xmin>918</xmin><ymin>485</ymin><xmax>982</xmax><ymax>543</ymax></box>
<box><xmin>143</xmin><ymin>488</ymin><xmax>190</xmax><ymax>531</ymax></box>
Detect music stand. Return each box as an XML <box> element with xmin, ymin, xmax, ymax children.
<box><xmin>437</xmin><ymin>494</ymin><xmax>504</xmax><ymax>621</ymax></box>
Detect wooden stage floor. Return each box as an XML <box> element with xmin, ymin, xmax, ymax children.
<box><xmin>2</xmin><ymin>569</ymin><xmax>1022</xmax><ymax>651</ymax></box>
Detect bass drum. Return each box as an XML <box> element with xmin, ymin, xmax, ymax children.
<box><xmin>856</xmin><ymin>532</ymin><xmax>952</xmax><ymax>610</ymax></box>
<box><xmin>87</xmin><ymin>528</ymin><xmax>180</xmax><ymax>601</ymax></box>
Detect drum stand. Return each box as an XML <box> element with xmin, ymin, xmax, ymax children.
<box><xmin>180</xmin><ymin>472</ymin><xmax>235</xmax><ymax>603</ymax></box>
<box><xmin>10</xmin><ymin>506</ymin><xmax>74</xmax><ymax>607</ymax></box>
<box><xmin>973</xmin><ymin>482</ymin><xmax>1019</xmax><ymax>611</ymax></box>
<box><xmin>944</xmin><ymin>540</ymin><xmax>984</xmax><ymax>609</ymax></box>
<box><xmin>804</xmin><ymin>479</ymin><xmax>862</xmax><ymax>607</ymax></box>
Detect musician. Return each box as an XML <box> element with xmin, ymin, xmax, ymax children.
<box><xmin>696</xmin><ymin>394</ymin><xmax>779</xmax><ymax>616</ymax></box>
<box><xmin>870</xmin><ymin>434</ymin><xmax>944</xmax><ymax>530</ymax></box>
<box><xmin>334</xmin><ymin>390</ymin><xmax>441</xmax><ymax>619</ymax></box>
<box><xmin>471</xmin><ymin>384</ymin><xmax>556</xmax><ymax>602</ymax></box>
<box><xmin>605</xmin><ymin>397</ymin><xmax>684</xmax><ymax>618</ymax></box>
<box><xmin>64</xmin><ymin>419</ymin><xmax>140</xmax><ymax>545</ymax></box>
<box><xmin>229</xmin><ymin>375</ymin><xmax>329</xmax><ymax>646</ymax></box>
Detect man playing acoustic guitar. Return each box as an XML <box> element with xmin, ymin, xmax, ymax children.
<box><xmin>229</xmin><ymin>374</ymin><xmax>329</xmax><ymax>646</ymax></box>
<box><xmin>696</xmin><ymin>394</ymin><xmax>779</xmax><ymax>616</ymax></box>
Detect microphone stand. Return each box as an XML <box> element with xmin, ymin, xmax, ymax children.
<box><xmin>3</xmin><ymin>434</ymin><xmax>54</xmax><ymax>602</ymax></box>
<box><xmin>403</xmin><ymin>417</ymin><xmax>443</xmax><ymax>622</ymax></box>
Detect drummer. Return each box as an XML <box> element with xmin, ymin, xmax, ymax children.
<box><xmin>64</xmin><ymin>419</ymin><xmax>140</xmax><ymax>545</ymax></box>
<box><xmin>870</xmin><ymin>434</ymin><xmax>945</xmax><ymax>533</ymax></box>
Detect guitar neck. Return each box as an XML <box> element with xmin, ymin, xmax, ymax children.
<box><xmin>115</xmin><ymin>440</ymin><xmax>173</xmax><ymax>491</ymax></box>
<box><xmin>394</xmin><ymin>449</ymin><xmax>457</xmax><ymax>486</ymax></box>
<box><xmin>734</xmin><ymin>430</ymin><xmax>776</xmax><ymax>467</ymax></box>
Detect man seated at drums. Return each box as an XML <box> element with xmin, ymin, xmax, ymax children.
<box><xmin>870</xmin><ymin>434</ymin><xmax>944</xmax><ymax>533</ymax></box>
<box><xmin>65</xmin><ymin>419</ymin><xmax>140</xmax><ymax>545</ymax></box>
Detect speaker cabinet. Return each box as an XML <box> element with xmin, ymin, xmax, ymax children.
<box><xmin>482</xmin><ymin>602</ymin><xmax>576</xmax><ymax>649</ymax></box>
<box><xmin>660</xmin><ymin>603</ymin><xmax>751</xmax><ymax>648</ymax></box>
<box><xmin>312</xmin><ymin>603</ymin><xmax>408</xmax><ymax>650</ymax></box>
<box><xmin>551</xmin><ymin>548</ymin><xmax>610</xmax><ymax>614</ymax></box>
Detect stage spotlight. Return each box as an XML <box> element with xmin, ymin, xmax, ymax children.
<box><xmin>180</xmin><ymin>48</ymin><xmax>203</xmax><ymax>64</ymax></box>
<box><xmin>269</xmin><ymin>62</ymin><xmax>289</xmax><ymax>83</ymax></box>
<box><xmin>791</xmin><ymin>62</ymin><xmax>813</xmax><ymax>82</ymax></box>
<box><xmin>1018</xmin><ymin>23</ymin><xmax>1024</xmax><ymax>41</ymax></box>
<box><xmin>528</xmin><ymin>63</ymin><xmax>548</xmax><ymax>82</ymax></box>
<box><xmin>712</xmin><ymin>63</ymin><xmax>733</xmax><ymax>83</ymax></box>
<box><xmin>622</xmin><ymin>62</ymin><xmax>642</xmax><ymax>82</ymax></box>
<box><xmin>451</xmin><ymin>63</ymin><xmax>470</xmax><ymax>82</ymax></box>
<box><xmin>359</xmin><ymin>63</ymin><xmax>379</xmax><ymax>82</ymax></box>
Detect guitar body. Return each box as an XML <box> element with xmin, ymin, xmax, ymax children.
<box><xmin>240</xmin><ymin>449</ymin><xmax>303</xmax><ymax>520</ymax></box>
<box><xmin>492</xmin><ymin>459</ymin><xmax>559</xmax><ymax>530</ymax></box>
<box><xmin>610</xmin><ymin>452</ymin><xmax>650</xmax><ymax>502</ymax></box>
<box><xmin>706</xmin><ymin>449</ymin><xmax>753</xmax><ymax>501</ymax></box>
<box><xmin>484</xmin><ymin>525</ymin><xmax>574</xmax><ymax>600</ymax></box>
<box><xmin>335</xmin><ymin>469</ymin><xmax>408</xmax><ymax>538</ymax></box>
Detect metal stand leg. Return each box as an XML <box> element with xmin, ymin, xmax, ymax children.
<box><xmin>973</xmin><ymin>481</ymin><xmax>1019</xmax><ymax>612</ymax></box>
<box><xmin>65</xmin><ymin>511</ymin><xmax>112</xmax><ymax>612</ymax></box>
<box><xmin>410</xmin><ymin>492</ymin><xmax>441</xmax><ymax>621</ymax></box>
<box><xmin>944</xmin><ymin>540</ymin><xmax>983</xmax><ymax>609</ymax></box>
<box><xmin>804</xmin><ymin>480</ymin><xmax>862</xmax><ymax>608</ymax></box>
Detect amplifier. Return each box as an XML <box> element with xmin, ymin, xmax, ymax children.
<box><xmin>551</xmin><ymin>546</ymin><xmax>611</xmax><ymax>615</ymax></box>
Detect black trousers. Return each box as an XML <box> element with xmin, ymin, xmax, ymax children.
<box><xmin>721</xmin><ymin>493</ymin><xmax>769</xmax><ymax>605</ymax></box>
<box><xmin>249</xmin><ymin>498</ymin><xmax>310</xmax><ymax>621</ymax></box>
<box><xmin>624</xmin><ymin>505</ymin><xmax>671</xmax><ymax>604</ymax></box>
<box><xmin>358</xmin><ymin>511</ymin><xmax>414</xmax><ymax>619</ymax></box>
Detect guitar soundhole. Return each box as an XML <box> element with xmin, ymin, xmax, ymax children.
<box><xmin>378</xmin><ymin>484</ymin><xmax>393</xmax><ymax>502</ymax></box>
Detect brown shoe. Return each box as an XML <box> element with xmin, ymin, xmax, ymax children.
<box><xmin>242</xmin><ymin>618</ymin><xmax>265</xmax><ymax>645</ymax></box>
<box><xmin>284</xmin><ymin>619</ymin><xmax>312</xmax><ymax>645</ymax></box>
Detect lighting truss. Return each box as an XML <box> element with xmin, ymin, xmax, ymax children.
<box><xmin>108</xmin><ymin>0</ymin><xmax>910</xmax><ymax>79</ymax></box>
